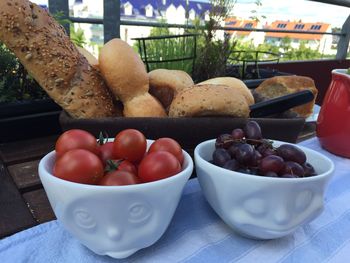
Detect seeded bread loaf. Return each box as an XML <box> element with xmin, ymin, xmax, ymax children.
<box><xmin>169</xmin><ymin>84</ymin><xmax>250</xmax><ymax>118</ymax></box>
<box><xmin>254</xmin><ymin>76</ymin><xmax>318</xmax><ymax>118</ymax></box>
<box><xmin>0</xmin><ymin>0</ymin><xmax>117</xmax><ymax>118</ymax></box>
<box><xmin>197</xmin><ymin>77</ymin><xmax>255</xmax><ymax>105</ymax></box>
<box><xmin>77</xmin><ymin>46</ymin><xmax>99</xmax><ymax>70</ymax></box>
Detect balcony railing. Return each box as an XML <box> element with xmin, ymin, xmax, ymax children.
<box><xmin>48</xmin><ymin>0</ymin><xmax>350</xmax><ymax>59</ymax></box>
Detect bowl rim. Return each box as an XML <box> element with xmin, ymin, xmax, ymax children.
<box><xmin>194</xmin><ymin>138</ymin><xmax>335</xmax><ymax>182</ymax></box>
<box><xmin>39</xmin><ymin>140</ymin><xmax>194</xmax><ymax>191</ymax></box>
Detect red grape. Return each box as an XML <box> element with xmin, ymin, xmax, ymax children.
<box><xmin>212</xmin><ymin>121</ymin><xmax>316</xmax><ymax>179</ymax></box>
<box><xmin>232</xmin><ymin>128</ymin><xmax>245</xmax><ymax>140</ymax></box>
<box><xmin>244</xmin><ymin>121</ymin><xmax>262</xmax><ymax>140</ymax></box>
<box><xmin>213</xmin><ymin>148</ymin><xmax>231</xmax><ymax>167</ymax></box>
<box><xmin>259</xmin><ymin>155</ymin><xmax>284</xmax><ymax>175</ymax></box>
<box><xmin>276</xmin><ymin>144</ymin><xmax>306</xmax><ymax>165</ymax></box>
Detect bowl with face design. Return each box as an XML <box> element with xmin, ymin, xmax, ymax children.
<box><xmin>38</xmin><ymin>140</ymin><xmax>193</xmax><ymax>259</ymax></box>
<box><xmin>194</xmin><ymin>139</ymin><xmax>334</xmax><ymax>240</ymax></box>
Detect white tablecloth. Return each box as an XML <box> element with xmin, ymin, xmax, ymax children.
<box><xmin>1</xmin><ymin>137</ymin><xmax>350</xmax><ymax>263</ymax></box>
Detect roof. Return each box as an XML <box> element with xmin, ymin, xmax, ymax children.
<box><xmin>120</xmin><ymin>0</ymin><xmax>212</xmax><ymax>18</ymax></box>
<box><xmin>264</xmin><ymin>20</ymin><xmax>331</xmax><ymax>41</ymax></box>
<box><xmin>225</xmin><ymin>17</ymin><xmax>258</xmax><ymax>36</ymax></box>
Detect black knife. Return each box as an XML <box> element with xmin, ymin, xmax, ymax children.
<box><xmin>249</xmin><ymin>90</ymin><xmax>314</xmax><ymax>118</ymax></box>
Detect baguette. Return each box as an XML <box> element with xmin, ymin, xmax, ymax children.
<box><xmin>0</xmin><ymin>0</ymin><xmax>117</xmax><ymax>118</ymax></box>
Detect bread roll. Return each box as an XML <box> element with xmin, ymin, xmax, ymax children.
<box><xmin>123</xmin><ymin>93</ymin><xmax>167</xmax><ymax>117</ymax></box>
<box><xmin>0</xmin><ymin>0</ymin><xmax>117</xmax><ymax>119</ymax></box>
<box><xmin>148</xmin><ymin>69</ymin><xmax>194</xmax><ymax>109</ymax></box>
<box><xmin>197</xmin><ymin>77</ymin><xmax>254</xmax><ymax>105</ymax></box>
<box><xmin>169</xmin><ymin>84</ymin><xmax>250</xmax><ymax>118</ymax></box>
<box><xmin>99</xmin><ymin>38</ymin><xmax>167</xmax><ymax>117</ymax></box>
<box><xmin>254</xmin><ymin>76</ymin><xmax>318</xmax><ymax>118</ymax></box>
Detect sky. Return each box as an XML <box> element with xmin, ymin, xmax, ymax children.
<box><xmin>32</xmin><ymin>0</ymin><xmax>349</xmax><ymax>28</ymax></box>
<box><xmin>231</xmin><ymin>0</ymin><xmax>349</xmax><ymax>28</ymax></box>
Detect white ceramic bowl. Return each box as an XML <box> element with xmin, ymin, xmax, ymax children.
<box><xmin>194</xmin><ymin>139</ymin><xmax>334</xmax><ymax>240</ymax></box>
<box><xmin>38</xmin><ymin>140</ymin><xmax>193</xmax><ymax>259</ymax></box>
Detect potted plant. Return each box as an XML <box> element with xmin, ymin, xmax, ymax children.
<box><xmin>191</xmin><ymin>0</ymin><xmax>291</xmax><ymax>88</ymax></box>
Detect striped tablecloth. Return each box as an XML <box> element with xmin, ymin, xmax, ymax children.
<box><xmin>1</xmin><ymin>137</ymin><xmax>349</xmax><ymax>263</ymax></box>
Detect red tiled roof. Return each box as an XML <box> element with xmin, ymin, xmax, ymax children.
<box><xmin>224</xmin><ymin>18</ymin><xmax>331</xmax><ymax>41</ymax></box>
<box><xmin>225</xmin><ymin>17</ymin><xmax>258</xmax><ymax>36</ymax></box>
<box><xmin>264</xmin><ymin>20</ymin><xmax>331</xmax><ymax>40</ymax></box>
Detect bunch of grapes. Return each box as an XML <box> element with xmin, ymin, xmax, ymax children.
<box><xmin>213</xmin><ymin>121</ymin><xmax>316</xmax><ymax>178</ymax></box>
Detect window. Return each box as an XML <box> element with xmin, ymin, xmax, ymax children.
<box><xmin>189</xmin><ymin>9</ymin><xmax>196</xmax><ymax>20</ymax></box>
<box><xmin>204</xmin><ymin>10</ymin><xmax>210</xmax><ymax>21</ymax></box>
<box><xmin>277</xmin><ymin>23</ymin><xmax>287</xmax><ymax>28</ymax></box>
<box><xmin>124</xmin><ymin>2</ymin><xmax>132</xmax><ymax>16</ymax></box>
<box><xmin>310</xmin><ymin>25</ymin><xmax>321</xmax><ymax>30</ymax></box>
<box><xmin>245</xmin><ymin>23</ymin><xmax>253</xmax><ymax>28</ymax></box>
<box><xmin>294</xmin><ymin>24</ymin><xmax>304</xmax><ymax>30</ymax></box>
<box><xmin>226</xmin><ymin>21</ymin><xmax>237</xmax><ymax>26</ymax></box>
<box><xmin>145</xmin><ymin>4</ymin><xmax>153</xmax><ymax>17</ymax></box>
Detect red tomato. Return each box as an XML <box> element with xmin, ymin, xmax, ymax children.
<box><xmin>98</xmin><ymin>142</ymin><xmax>115</xmax><ymax>165</ymax></box>
<box><xmin>106</xmin><ymin>159</ymin><xmax>138</xmax><ymax>176</ymax></box>
<box><xmin>148</xmin><ymin>138</ymin><xmax>184</xmax><ymax>165</ymax></box>
<box><xmin>113</xmin><ymin>129</ymin><xmax>147</xmax><ymax>164</ymax></box>
<box><xmin>55</xmin><ymin>129</ymin><xmax>98</xmax><ymax>159</ymax></box>
<box><xmin>99</xmin><ymin>171</ymin><xmax>141</xmax><ymax>186</ymax></box>
<box><xmin>53</xmin><ymin>149</ymin><xmax>104</xmax><ymax>184</ymax></box>
<box><xmin>138</xmin><ymin>151</ymin><xmax>181</xmax><ymax>182</ymax></box>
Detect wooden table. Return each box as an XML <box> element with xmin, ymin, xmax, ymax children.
<box><xmin>0</xmin><ymin>122</ymin><xmax>316</xmax><ymax>240</ymax></box>
<box><xmin>0</xmin><ymin>135</ymin><xmax>58</xmax><ymax>238</ymax></box>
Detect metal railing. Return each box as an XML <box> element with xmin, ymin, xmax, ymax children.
<box><xmin>48</xmin><ymin>0</ymin><xmax>350</xmax><ymax>60</ymax></box>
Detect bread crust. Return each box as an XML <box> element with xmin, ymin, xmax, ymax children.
<box><xmin>254</xmin><ymin>76</ymin><xmax>318</xmax><ymax>118</ymax></box>
<box><xmin>77</xmin><ymin>46</ymin><xmax>99</xmax><ymax>70</ymax></box>
<box><xmin>169</xmin><ymin>84</ymin><xmax>250</xmax><ymax>118</ymax></box>
<box><xmin>148</xmin><ymin>69</ymin><xmax>194</xmax><ymax>109</ymax></box>
<box><xmin>99</xmin><ymin>38</ymin><xmax>167</xmax><ymax>117</ymax></box>
<box><xmin>197</xmin><ymin>77</ymin><xmax>254</xmax><ymax>105</ymax></box>
<box><xmin>99</xmin><ymin>38</ymin><xmax>149</xmax><ymax>102</ymax></box>
<box><xmin>123</xmin><ymin>93</ymin><xmax>167</xmax><ymax>117</ymax></box>
<box><xmin>0</xmin><ymin>0</ymin><xmax>117</xmax><ymax>118</ymax></box>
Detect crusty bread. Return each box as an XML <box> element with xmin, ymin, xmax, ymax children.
<box><xmin>148</xmin><ymin>69</ymin><xmax>194</xmax><ymax>109</ymax></box>
<box><xmin>169</xmin><ymin>84</ymin><xmax>250</xmax><ymax>118</ymax></box>
<box><xmin>123</xmin><ymin>93</ymin><xmax>167</xmax><ymax>117</ymax></box>
<box><xmin>0</xmin><ymin>0</ymin><xmax>117</xmax><ymax>119</ymax></box>
<box><xmin>99</xmin><ymin>38</ymin><xmax>167</xmax><ymax>117</ymax></box>
<box><xmin>254</xmin><ymin>76</ymin><xmax>318</xmax><ymax>118</ymax></box>
<box><xmin>197</xmin><ymin>77</ymin><xmax>254</xmax><ymax>105</ymax></box>
<box><xmin>77</xmin><ymin>46</ymin><xmax>99</xmax><ymax>70</ymax></box>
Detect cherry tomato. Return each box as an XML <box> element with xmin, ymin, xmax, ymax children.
<box><xmin>53</xmin><ymin>149</ymin><xmax>104</xmax><ymax>184</ymax></box>
<box><xmin>148</xmin><ymin>137</ymin><xmax>184</xmax><ymax>165</ymax></box>
<box><xmin>55</xmin><ymin>129</ymin><xmax>98</xmax><ymax>159</ymax></box>
<box><xmin>98</xmin><ymin>142</ymin><xmax>115</xmax><ymax>165</ymax></box>
<box><xmin>106</xmin><ymin>159</ymin><xmax>138</xmax><ymax>176</ymax></box>
<box><xmin>99</xmin><ymin>170</ymin><xmax>141</xmax><ymax>186</ymax></box>
<box><xmin>113</xmin><ymin>129</ymin><xmax>147</xmax><ymax>164</ymax></box>
<box><xmin>138</xmin><ymin>151</ymin><xmax>181</xmax><ymax>183</ymax></box>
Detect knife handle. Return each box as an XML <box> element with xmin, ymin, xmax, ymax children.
<box><xmin>249</xmin><ymin>90</ymin><xmax>314</xmax><ymax>118</ymax></box>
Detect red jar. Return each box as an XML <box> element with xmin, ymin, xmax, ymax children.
<box><xmin>317</xmin><ymin>69</ymin><xmax>350</xmax><ymax>157</ymax></box>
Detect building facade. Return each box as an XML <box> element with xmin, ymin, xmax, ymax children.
<box><xmin>71</xmin><ymin>0</ymin><xmax>211</xmax><ymax>54</ymax></box>
<box><xmin>264</xmin><ymin>20</ymin><xmax>333</xmax><ymax>54</ymax></box>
